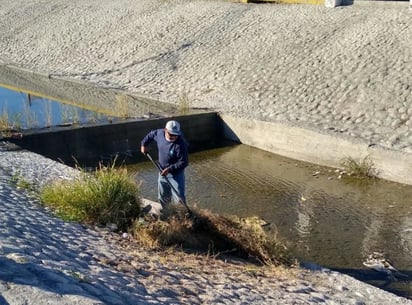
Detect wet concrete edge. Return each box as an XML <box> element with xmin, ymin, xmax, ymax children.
<box><xmin>221</xmin><ymin>114</ymin><xmax>412</xmax><ymax>186</ymax></box>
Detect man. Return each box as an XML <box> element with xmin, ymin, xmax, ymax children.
<box><xmin>140</xmin><ymin>120</ymin><xmax>189</xmax><ymax>208</ymax></box>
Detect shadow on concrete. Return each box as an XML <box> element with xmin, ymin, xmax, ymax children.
<box><xmin>0</xmin><ymin>295</ymin><xmax>9</xmax><ymax>305</ymax></box>
<box><xmin>332</xmin><ymin>267</ymin><xmax>412</xmax><ymax>300</ymax></box>
<box><xmin>0</xmin><ymin>257</ymin><xmax>102</xmax><ymax>304</ymax></box>
<box><xmin>341</xmin><ymin>0</ymin><xmax>354</xmax><ymax>6</ymax></box>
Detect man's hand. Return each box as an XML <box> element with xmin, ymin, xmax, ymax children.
<box><xmin>160</xmin><ymin>167</ymin><xmax>170</xmax><ymax>176</ymax></box>
<box><xmin>141</xmin><ymin>145</ymin><xmax>148</xmax><ymax>155</ymax></box>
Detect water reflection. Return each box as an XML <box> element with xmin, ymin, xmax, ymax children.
<box><xmin>129</xmin><ymin>144</ymin><xmax>412</xmax><ymax>299</ymax></box>
<box><xmin>0</xmin><ymin>86</ymin><xmax>109</xmax><ymax>129</ymax></box>
<box><xmin>0</xmin><ymin>65</ymin><xmax>181</xmax><ymax>124</ymax></box>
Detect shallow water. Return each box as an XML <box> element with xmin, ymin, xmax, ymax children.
<box><xmin>0</xmin><ymin>86</ymin><xmax>110</xmax><ymax>129</ymax></box>
<box><xmin>129</xmin><ymin>144</ymin><xmax>412</xmax><ymax>299</ymax></box>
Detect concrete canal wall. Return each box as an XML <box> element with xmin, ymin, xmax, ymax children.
<box><xmin>3</xmin><ymin>67</ymin><xmax>412</xmax><ymax>185</ymax></box>
<box><xmin>12</xmin><ymin>112</ymin><xmax>224</xmax><ymax>167</ymax></box>
<box><xmin>221</xmin><ymin>115</ymin><xmax>412</xmax><ymax>186</ymax></box>
<box><xmin>12</xmin><ymin>111</ymin><xmax>412</xmax><ymax>186</ymax></box>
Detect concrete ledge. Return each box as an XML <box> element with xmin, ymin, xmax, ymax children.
<box><xmin>240</xmin><ymin>0</ymin><xmax>324</xmax><ymax>4</ymax></box>
<box><xmin>221</xmin><ymin>115</ymin><xmax>412</xmax><ymax>186</ymax></box>
<box><xmin>239</xmin><ymin>0</ymin><xmax>409</xmax><ymax>7</ymax></box>
<box><xmin>10</xmin><ymin>112</ymin><xmax>226</xmax><ymax>167</ymax></box>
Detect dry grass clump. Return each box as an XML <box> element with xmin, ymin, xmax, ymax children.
<box><xmin>340</xmin><ymin>156</ymin><xmax>378</xmax><ymax>179</ymax></box>
<box><xmin>178</xmin><ymin>93</ymin><xmax>191</xmax><ymax>115</ymax></box>
<box><xmin>115</xmin><ymin>93</ymin><xmax>130</xmax><ymax>119</ymax></box>
<box><xmin>0</xmin><ymin>111</ymin><xmax>9</xmax><ymax>131</ymax></box>
<box><xmin>131</xmin><ymin>206</ymin><xmax>293</xmax><ymax>266</ymax></box>
<box><xmin>0</xmin><ymin>111</ymin><xmax>13</xmax><ymax>138</ymax></box>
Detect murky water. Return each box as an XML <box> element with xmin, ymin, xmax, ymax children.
<box><xmin>129</xmin><ymin>144</ymin><xmax>412</xmax><ymax>299</ymax></box>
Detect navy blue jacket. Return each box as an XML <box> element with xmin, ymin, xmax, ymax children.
<box><xmin>141</xmin><ymin>129</ymin><xmax>188</xmax><ymax>174</ymax></box>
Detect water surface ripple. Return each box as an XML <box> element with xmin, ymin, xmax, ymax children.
<box><xmin>129</xmin><ymin>145</ymin><xmax>412</xmax><ymax>299</ymax></box>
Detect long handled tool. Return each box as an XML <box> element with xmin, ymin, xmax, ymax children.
<box><xmin>145</xmin><ymin>153</ymin><xmax>193</xmax><ymax>216</ymax></box>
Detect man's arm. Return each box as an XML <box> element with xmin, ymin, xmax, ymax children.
<box><xmin>140</xmin><ymin>129</ymin><xmax>158</xmax><ymax>154</ymax></box>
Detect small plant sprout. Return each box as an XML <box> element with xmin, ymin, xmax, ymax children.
<box><xmin>178</xmin><ymin>93</ymin><xmax>191</xmax><ymax>115</ymax></box>
<box><xmin>340</xmin><ymin>156</ymin><xmax>379</xmax><ymax>179</ymax></box>
<box><xmin>0</xmin><ymin>109</ymin><xmax>9</xmax><ymax>131</ymax></box>
<box><xmin>115</xmin><ymin>93</ymin><xmax>130</xmax><ymax>119</ymax></box>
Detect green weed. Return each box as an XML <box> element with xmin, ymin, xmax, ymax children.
<box><xmin>40</xmin><ymin>163</ymin><xmax>141</xmax><ymax>231</ymax></box>
<box><xmin>9</xmin><ymin>171</ymin><xmax>36</xmax><ymax>192</ymax></box>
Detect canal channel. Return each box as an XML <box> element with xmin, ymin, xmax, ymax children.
<box><xmin>1</xmin><ymin>69</ymin><xmax>411</xmax><ymax>299</ymax></box>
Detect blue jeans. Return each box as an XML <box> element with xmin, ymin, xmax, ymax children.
<box><xmin>158</xmin><ymin>170</ymin><xmax>186</xmax><ymax>208</ymax></box>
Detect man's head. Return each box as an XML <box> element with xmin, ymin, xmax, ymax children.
<box><xmin>165</xmin><ymin>120</ymin><xmax>181</xmax><ymax>136</ymax></box>
<box><xmin>164</xmin><ymin>120</ymin><xmax>181</xmax><ymax>142</ymax></box>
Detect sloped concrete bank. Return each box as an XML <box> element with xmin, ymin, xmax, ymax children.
<box><xmin>0</xmin><ymin>64</ymin><xmax>177</xmax><ymax>119</ymax></box>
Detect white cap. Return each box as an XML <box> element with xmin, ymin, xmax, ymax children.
<box><xmin>165</xmin><ymin>120</ymin><xmax>181</xmax><ymax>135</ymax></box>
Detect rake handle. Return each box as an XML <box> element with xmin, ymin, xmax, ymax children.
<box><xmin>145</xmin><ymin>153</ymin><xmax>192</xmax><ymax>215</ymax></box>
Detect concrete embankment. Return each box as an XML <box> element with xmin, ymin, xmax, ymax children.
<box><xmin>1</xmin><ymin>0</ymin><xmax>411</xmax><ymax>184</ymax></box>
<box><xmin>2</xmin><ymin>63</ymin><xmax>412</xmax><ymax>185</ymax></box>
<box><xmin>222</xmin><ymin>115</ymin><xmax>412</xmax><ymax>185</ymax></box>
